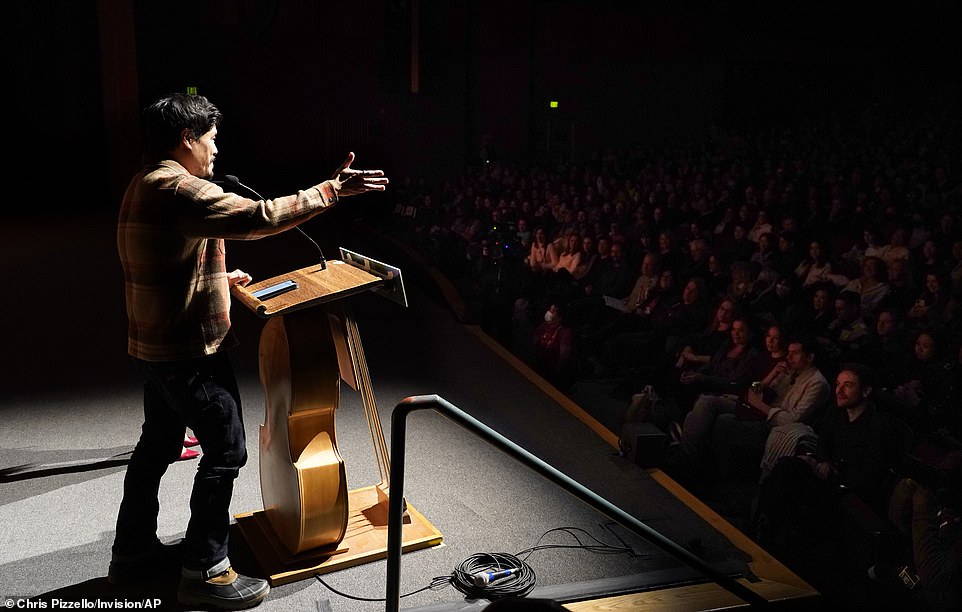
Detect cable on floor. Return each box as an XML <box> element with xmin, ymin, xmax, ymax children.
<box><xmin>314</xmin><ymin>523</ymin><xmax>639</xmax><ymax>603</ymax></box>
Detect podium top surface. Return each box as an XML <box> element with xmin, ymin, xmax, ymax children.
<box><xmin>231</xmin><ymin>260</ymin><xmax>383</xmax><ymax>318</ymax></box>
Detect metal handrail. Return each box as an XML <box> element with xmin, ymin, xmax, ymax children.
<box><xmin>385</xmin><ymin>394</ymin><xmax>769</xmax><ymax>611</ymax></box>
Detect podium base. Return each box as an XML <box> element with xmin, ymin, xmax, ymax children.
<box><xmin>234</xmin><ymin>485</ymin><xmax>443</xmax><ymax>586</ymax></box>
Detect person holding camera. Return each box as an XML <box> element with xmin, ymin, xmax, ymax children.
<box><xmin>870</xmin><ymin>450</ymin><xmax>962</xmax><ymax>610</ymax></box>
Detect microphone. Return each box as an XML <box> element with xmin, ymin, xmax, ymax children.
<box><xmin>471</xmin><ymin>567</ymin><xmax>519</xmax><ymax>588</ymax></box>
<box><xmin>218</xmin><ymin>174</ymin><xmax>327</xmax><ymax>270</ymax></box>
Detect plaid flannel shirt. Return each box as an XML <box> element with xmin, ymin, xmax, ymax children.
<box><xmin>118</xmin><ymin>160</ymin><xmax>339</xmax><ymax>361</ymax></box>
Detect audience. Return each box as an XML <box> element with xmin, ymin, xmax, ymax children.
<box><xmin>388</xmin><ymin>95</ymin><xmax>962</xmax><ymax>605</ymax></box>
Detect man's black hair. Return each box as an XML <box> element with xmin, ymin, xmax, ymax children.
<box><xmin>142</xmin><ymin>93</ymin><xmax>222</xmax><ymax>161</ymax></box>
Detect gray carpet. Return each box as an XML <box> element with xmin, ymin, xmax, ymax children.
<box><xmin>0</xmin><ymin>212</ymin><xmax>752</xmax><ymax>610</ymax></box>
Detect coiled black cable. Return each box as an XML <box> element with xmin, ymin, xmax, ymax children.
<box><xmin>451</xmin><ymin>552</ymin><xmax>536</xmax><ymax>600</ymax></box>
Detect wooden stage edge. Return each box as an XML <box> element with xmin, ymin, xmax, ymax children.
<box><xmin>234</xmin><ymin>485</ymin><xmax>442</xmax><ymax>587</ymax></box>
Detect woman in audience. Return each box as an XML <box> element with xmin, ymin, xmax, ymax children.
<box><xmin>748</xmin><ymin>210</ymin><xmax>774</xmax><ymax>244</ymax></box>
<box><xmin>880</xmin><ymin>227</ymin><xmax>912</xmax><ymax>271</ymax></box>
<box><xmin>552</xmin><ymin>232</ymin><xmax>583</xmax><ymax>276</ymax></box>
<box><xmin>876</xmin><ymin>330</ymin><xmax>952</xmax><ymax>433</ymax></box>
<box><xmin>908</xmin><ymin>271</ymin><xmax>955</xmax><ymax>328</ymax></box>
<box><xmin>543</xmin><ymin>231</ymin><xmax>584</xmax><ymax>303</ymax></box>
<box><xmin>672</xmin><ymin>316</ymin><xmax>763</xmax><ymax>420</ymax></box>
<box><xmin>527</xmin><ymin>227</ymin><xmax>557</xmax><ymax>273</ymax></box>
<box><xmin>796</xmin><ymin>239</ymin><xmax>835</xmax><ymax>288</ymax></box>
<box><xmin>842</xmin><ymin>226</ymin><xmax>885</xmax><ymax>272</ymax></box>
<box><xmin>913</xmin><ymin>239</ymin><xmax>945</xmax><ymax>287</ymax></box>
<box><xmin>755</xmin><ymin>323</ymin><xmax>789</xmax><ymax>380</ymax></box>
<box><xmin>842</xmin><ymin>255</ymin><xmax>890</xmax><ymax>321</ymax></box>
<box><xmin>673</xmin><ymin>297</ymin><xmax>741</xmax><ymax>373</ymax></box>
<box><xmin>532</xmin><ymin>302</ymin><xmax>575</xmax><ymax>390</ymax></box>
<box><xmin>706</xmin><ymin>253</ymin><xmax>732</xmax><ymax>299</ymax></box>
<box><xmin>572</xmin><ymin>234</ymin><xmax>597</xmax><ymax>281</ymax></box>
<box><xmin>655</xmin><ymin>229</ymin><xmax>684</xmax><ymax>274</ymax></box>
<box><xmin>799</xmin><ymin>282</ymin><xmax>837</xmax><ymax>339</ymax></box>
<box><xmin>750</xmin><ymin>232</ymin><xmax>778</xmax><ymax>283</ymax></box>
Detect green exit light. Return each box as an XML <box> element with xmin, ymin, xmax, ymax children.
<box><xmin>186</xmin><ymin>86</ymin><xmax>198</xmax><ymax>95</ymax></box>
<box><xmin>549</xmin><ymin>101</ymin><xmax>559</xmax><ymax>108</ymax></box>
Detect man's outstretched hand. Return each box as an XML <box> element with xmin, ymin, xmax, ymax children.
<box><xmin>332</xmin><ymin>152</ymin><xmax>389</xmax><ymax>197</ymax></box>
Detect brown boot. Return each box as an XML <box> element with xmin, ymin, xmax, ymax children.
<box><xmin>177</xmin><ymin>558</ymin><xmax>269</xmax><ymax>610</ymax></box>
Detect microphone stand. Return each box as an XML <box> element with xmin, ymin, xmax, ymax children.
<box><xmin>216</xmin><ymin>174</ymin><xmax>327</xmax><ymax>270</ymax></box>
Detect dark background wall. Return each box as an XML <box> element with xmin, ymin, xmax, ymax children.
<box><xmin>5</xmin><ymin>0</ymin><xmax>961</xmax><ymax>215</ymax></box>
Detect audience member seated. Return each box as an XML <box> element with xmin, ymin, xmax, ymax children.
<box><xmin>879</xmin><ymin>257</ymin><xmax>917</xmax><ymax>315</ymax></box>
<box><xmin>672</xmin><ymin>298</ymin><xmax>740</xmax><ymax>373</ymax></box>
<box><xmin>551</xmin><ymin>232</ymin><xmax>583</xmax><ymax>277</ymax></box>
<box><xmin>725</xmin><ymin>260</ymin><xmax>759</xmax><ymax>312</ymax></box>
<box><xmin>571</xmin><ymin>234</ymin><xmax>597</xmax><ymax>282</ymax></box>
<box><xmin>772</xmin><ymin>230</ymin><xmax>803</xmax><ymax>281</ymax></box>
<box><xmin>948</xmin><ymin>240</ymin><xmax>962</xmax><ymax>288</ymax></box>
<box><xmin>841</xmin><ymin>226</ymin><xmax>886</xmax><ymax>274</ymax></box>
<box><xmin>544</xmin><ymin>231</ymin><xmax>584</xmax><ymax>303</ymax></box>
<box><xmin>664</xmin><ymin>317</ymin><xmax>762</xmax><ymax>425</ymax></box>
<box><xmin>855</xmin><ymin>307</ymin><xmax>914</xmax><ymax>384</ymax></box>
<box><xmin>907</xmin><ymin>270</ymin><xmax>956</xmax><ymax>329</ymax></box>
<box><xmin>799</xmin><ymin>282</ymin><xmax>838</xmax><ymax>340</ymax></box>
<box><xmin>870</xmin><ymin>451</ymin><xmax>962</xmax><ymax>611</ymax></box>
<box><xmin>527</xmin><ymin>227</ymin><xmax>558</xmax><ymax>274</ymax></box>
<box><xmin>728</xmin><ymin>223</ymin><xmax>757</xmax><ymax>263</ymax></box>
<box><xmin>913</xmin><ymin>238</ymin><xmax>947</xmax><ymax>287</ymax></box>
<box><xmin>879</xmin><ymin>227</ymin><xmax>912</xmax><ymax>272</ymax></box>
<box><xmin>705</xmin><ymin>252</ymin><xmax>732</xmax><ymax>299</ymax></box>
<box><xmin>628</xmin><ymin>268</ymin><xmax>681</xmax><ymax>333</ymax></box>
<box><xmin>749</xmin><ymin>232</ymin><xmax>778</xmax><ymax>284</ymax></box>
<box><xmin>796</xmin><ymin>239</ymin><xmax>836</xmax><ymax>288</ymax></box>
<box><xmin>656</xmin><ymin>229</ymin><xmax>686</xmax><ymax>273</ymax></box>
<box><xmin>531</xmin><ymin>302</ymin><xmax>575</xmax><ymax>391</ymax></box>
<box><xmin>753</xmin><ymin>323</ymin><xmax>789</xmax><ymax>378</ymax></box>
<box><xmin>876</xmin><ymin>330</ymin><xmax>955</xmax><ymax>437</ymax></box>
<box><xmin>842</xmin><ymin>255</ymin><xmax>890</xmax><ymax>321</ymax></box>
<box><xmin>577</xmin><ymin>238</ymin><xmax>635</xmax><ymax>315</ymax></box>
<box><xmin>748</xmin><ymin>209</ymin><xmax>774</xmax><ymax>244</ymax></box>
<box><xmin>822</xmin><ymin>289</ymin><xmax>871</xmax><ymax>361</ymax></box>
<box><xmin>679</xmin><ymin>236</ymin><xmax>712</xmax><ymax>282</ymax></box>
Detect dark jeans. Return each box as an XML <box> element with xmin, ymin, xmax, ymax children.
<box><xmin>113</xmin><ymin>352</ymin><xmax>248</xmax><ymax>571</ymax></box>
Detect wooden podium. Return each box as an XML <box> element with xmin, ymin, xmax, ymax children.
<box><xmin>231</xmin><ymin>253</ymin><xmax>442</xmax><ymax>586</ymax></box>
